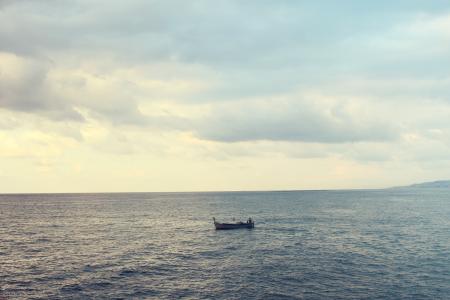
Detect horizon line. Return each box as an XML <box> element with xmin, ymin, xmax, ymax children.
<box><xmin>2</xmin><ymin>180</ymin><xmax>448</xmax><ymax>195</ymax></box>
<box><xmin>0</xmin><ymin>187</ymin><xmax>393</xmax><ymax>195</ymax></box>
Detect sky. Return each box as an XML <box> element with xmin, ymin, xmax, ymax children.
<box><xmin>1</xmin><ymin>0</ymin><xmax>450</xmax><ymax>192</ymax></box>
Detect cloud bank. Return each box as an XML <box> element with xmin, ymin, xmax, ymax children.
<box><xmin>1</xmin><ymin>0</ymin><xmax>450</xmax><ymax>191</ymax></box>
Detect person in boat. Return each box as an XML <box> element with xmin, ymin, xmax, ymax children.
<box><xmin>247</xmin><ymin>217</ymin><xmax>252</xmax><ymax>224</ymax></box>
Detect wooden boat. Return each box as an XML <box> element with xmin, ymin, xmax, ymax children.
<box><xmin>213</xmin><ymin>217</ymin><xmax>254</xmax><ymax>230</ymax></box>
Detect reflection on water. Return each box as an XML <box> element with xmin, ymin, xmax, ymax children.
<box><xmin>1</xmin><ymin>189</ymin><xmax>449</xmax><ymax>299</ymax></box>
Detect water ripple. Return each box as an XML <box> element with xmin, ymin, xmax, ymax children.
<box><xmin>1</xmin><ymin>189</ymin><xmax>449</xmax><ymax>299</ymax></box>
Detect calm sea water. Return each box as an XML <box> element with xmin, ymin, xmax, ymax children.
<box><xmin>1</xmin><ymin>189</ymin><xmax>449</xmax><ymax>299</ymax></box>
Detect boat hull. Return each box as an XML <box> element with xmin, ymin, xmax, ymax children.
<box><xmin>214</xmin><ymin>222</ymin><xmax>254</xmax><ymax>230</ymax></box>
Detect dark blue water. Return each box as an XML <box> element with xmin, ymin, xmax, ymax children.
<box><xmin>1</xmin><ymin>189</ymin><xmax>449</xmax><ymax>299</ymax></box>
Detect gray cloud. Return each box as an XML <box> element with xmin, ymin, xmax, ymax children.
<box><xmin>0</xmin><ymin>56</ymin><xmax>84</xmax><ymax>122</ymax></box>
<box><xmin>2</xmin><ymin>1</ymin><xmax>448</xmax><ymax>66</ymax></box>
<box><xmin>0</xmin><ymin>0</ymin><xmax>449</xmax><ymax>148</ymax></box>
<box><xmin>194</xmin><ymin>97</ymin><xmax>398</xmax><ymax>143</ymax></box>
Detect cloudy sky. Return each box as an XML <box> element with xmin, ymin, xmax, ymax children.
<box><xmin>1</xmin><ymin>0</ymin><xmax>450</xmax><ymax>192</ymax></box>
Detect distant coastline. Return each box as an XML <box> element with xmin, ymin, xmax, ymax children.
<box><xmin>393</xmin><ymin>180</ymin><xmax>450</xmax><ymax>189</ymax></box>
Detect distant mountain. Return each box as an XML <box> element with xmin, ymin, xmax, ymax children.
<box><xmin>400</xmin><ymin>180</ymin><xmax>450</xmax><ymax>188</ymax></box>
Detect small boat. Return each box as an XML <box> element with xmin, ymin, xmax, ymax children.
<box><xmin>213</xmin><ymin>217</ymin><xmax>254</xmax><ymax>230</ymax></box>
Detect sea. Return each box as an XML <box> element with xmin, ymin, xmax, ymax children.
<box><xmin>1</xmin><ymin>189</ymin><xmax>449</xmax><ymax>299</ymax></box>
